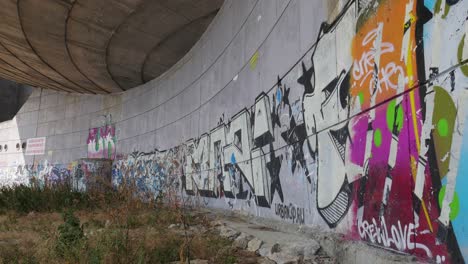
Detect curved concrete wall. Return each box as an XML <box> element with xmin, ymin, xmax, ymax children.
<box><xmin>0</xmin><ymin>0</ymin><xmax>467</xmax><ymax>262</ymax></box>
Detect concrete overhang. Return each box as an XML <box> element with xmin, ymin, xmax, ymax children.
<box><xmin>0</xmin><ymin>0</ymin><xmax>223</xmax><ymax>94</ymax></box>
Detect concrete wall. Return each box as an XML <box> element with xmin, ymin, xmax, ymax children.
<box><xmin>0</xmin><ymin>0</ymin><xmax>467</xmax><ymax>262</ymax></box>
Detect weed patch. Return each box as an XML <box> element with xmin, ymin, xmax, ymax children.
<box><xmin>0</xmin><ymin>185</ymin><xmax>256</xmax><ymax>263</ymax></box>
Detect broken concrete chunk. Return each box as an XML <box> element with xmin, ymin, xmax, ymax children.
<box><xmin>218</xmin><ymin>226</ymin><xmax>240</xmax><ymax>240</ymax></box>
<box><xmin>247</xmin><ymin>237</ymin><xmax>263</xmax><ymax>252</ymax></box>
<box><xmin>283</xmin><ymin>240</ymin><xmax>320</xmax><ymax>259</ymax></box>
<box><xmin>259</xmin><ymin>242</ymin><xmax>281</xmax><ymax>257</ymax></box>
<box><xmin>268</xmin><ymin>252</ymin><xmax>300</xmax><ymax>264</ymax></box>
<box><xmin>233</xmin><ymin>232</ymin><xmax>254</xmax><ymax>249</ymax></box>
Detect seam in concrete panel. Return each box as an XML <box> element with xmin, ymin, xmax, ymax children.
<box><xmin>63</xmin><ymin>0</ymin><xmax>111</xmax><ymax>94</ymax></box>
<box><xmin>102</xmin><ymin>0</ymin><xmax>147</xmax><ymax>91</ymax></box>
<box><xmin>17</xmin><ymin>0</ymin><xmax>96</xmax><ymax>94</ymax></box>
<box><xmin>0</xmin><ymin>42</ymin><xmax>76</xmax><ymax>93</ymax></box>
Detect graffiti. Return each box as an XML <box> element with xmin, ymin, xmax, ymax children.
<box><xmin>72</xmin><ymin>159</ymin><xmax>112</xmax><ymax>192</ymax></box>
<box><xmin>87</xmin><ymin>115</ymin><xmax>116</xmax><ymax>159</ymax></box>
<box><xmin>87</xmin><ymin>125</ymin><xmax>116</xmax><ymax>160</ymax></box>
<box><xmin>179</xmin><ymin>94</ymin><xmax>279</xmax><ymax>207</ymax></box>
<box><xmin>0</xmin><ymin>159</ymin><xmax>111</xmax><ymax>192</ymax></box>
<box><xmin>108</xmin><ymin>1</ymin><xmax>468</xmax><ymax>262</ymax></box>
<box><xmin>358</xmin><ymin>214</ymin><xmax>432</xmax><ymax>258</ymax></box>
<box><xmin>0</xmin><ymin>165</ymin><xmax>30</xmax><ymax>187</ymax></box>
<box><xmin>352</xmin><ymin>25</ymin><xmax>405</xmax><ymax>93</ymax></box>
<box><xmin>113</xmin><ymin>147</ymin><xmax>184</xmax><ymax>199</ymax></box>
<box><xmin>0</xmin><ymin>0</ymin><xmax>464</xmax><ymax>263</ymax></box>
<box><xmin>302</xmin><ymin>2</ymin><xmax>357</xmax><ymax>228</ymax></box>
<box><xmin>275</xmin><ymin>203</ymin><xmax>305</xmax><ymax>224</ymax></box>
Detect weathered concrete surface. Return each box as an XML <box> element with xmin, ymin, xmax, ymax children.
<box><xmin>107</xmin><ymin>0</ymin><xmax>222</xmax><ymax>89</ymax></box>
<box><xmin>0</xmin><ymin>0</ymin><xmax>222</xmax><ymax>93</ymax></box>
<box><xmin>210</xmin><ymin>209</ymin><xmax>418</xmax><ymax>264</ymax></box>
<box><xmin>0</xmin><ymin>0</ymin><xmax>467</xmax><ymax>263</ymax></box>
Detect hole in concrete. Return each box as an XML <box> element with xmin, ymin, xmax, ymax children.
<box><xmin>22</xmin><ymin>142</ymin><xmax>26</xmax><ymax>150</ymax></box>
<box><xmin>16</xmin><ymin>143</ymin><xmax>20</xmax><ymax>151</ymax></box>
<box><xmin>0</xmin><ymin>79</ymin><xmax>33</xmax><ymax>122</ymax></box>
<box><xmin>4</xmin><ymin>145</ymin><xmax>7</xmax><ymax>152</ymax></box>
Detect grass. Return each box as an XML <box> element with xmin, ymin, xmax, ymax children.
<box><xmin>0</xmin><ymin>184</ymin><xmax>92</xmax><ymax>214</ymax></box>
<box><xmin>0</xmin><ymin>184</ymin><xmax>254</xmax><ymax>264</ymax></box>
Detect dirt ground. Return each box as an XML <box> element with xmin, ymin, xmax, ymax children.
<box><xmin>0</xmin><ymin>206</ymin><xmax>266</xmax><ymax>264</ymax></box>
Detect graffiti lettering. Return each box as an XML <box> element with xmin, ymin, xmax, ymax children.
<box><xmin>275</xmin><ymin>203</ymin><xmax>305</xmax><ymax>224</ymax></box>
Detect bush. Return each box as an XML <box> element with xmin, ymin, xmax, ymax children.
<box><xmin>55</xmin><ymin>209</ymin><xmax>85</xmax><ymax>258</ymax></box>
<box><xmin>147</xmin><ymin>237</ymin><xmax>181</xmax><ymax>264</ymax></box>
<box><xmin>0</xmin><ymin>185</ymin><xmax>92</xmax><ymax>214</ymax></box>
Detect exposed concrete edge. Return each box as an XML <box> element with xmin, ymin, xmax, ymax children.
<box><xmin>200</xmin><ymin>207</ymin><xmax>420</xmax><ymax>264</ymax></box>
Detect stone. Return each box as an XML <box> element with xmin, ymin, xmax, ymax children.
<box><xmin>168</xmin><ymin>224</ymin><xmax>178</xmax><ymax>229</ymax></box>
<box><xmin>218</xmin><ymin>226</ymin><xmax>240</xmax><ymax>240</ymax></box>
<box><xmin>258</xmin><ymin>246</ymin><xmax>270</xmax><ymax>257</ymax></box>
<box><xmin>271</xmin><ymin>243</ymin><xmax>281</xmax><ymax>254</ymax></box>
<box><xmin>268</xmin><ymin>252</ymin><xmax>300</xmax><ymax>264</ymax></box>
<box><xmin>258</xmin><ymin>258</ymin><xmax>277</xmax><ymax>264</ymax></box>
<box><xmin>258</xmin><ymin>243</ymin><xmax>281</xmax><ymax>257</ymax></box>
<box><xmin>233</xmin><ymin>232</ymin><xmax>254</xmax><ymax>249</ymax></box>
<box><xmin>247</xmin><ymin>237</ymin><xmax>263</xmax><ymax>252</ymax></box>
<box><xmin>283</xmin><ymin>240</ymin><xmax>320</xmax><ymax>259</ymax></box>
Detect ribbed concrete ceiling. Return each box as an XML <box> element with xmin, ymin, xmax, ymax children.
<box><xmin>0</xmin><ymin>0</ymin><xmax>223</xmax><ymax>94</ymax></box>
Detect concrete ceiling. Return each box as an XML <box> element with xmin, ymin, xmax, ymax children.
<box><xmin>0</xmin><ymin>0</ymin><xmax>223</xmax><ymax>94</ymax></box>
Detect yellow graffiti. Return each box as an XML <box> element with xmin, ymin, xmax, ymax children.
<box><xmin>250</xmin><ymin>51</ymin><xmax>259</xmax><ymax>70</ymax></box>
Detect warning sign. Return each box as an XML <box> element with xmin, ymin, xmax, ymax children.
<box><xmin>25</xmin><ymin>137</ymin><xmax>46</xmax><ymax>156</ymax></box>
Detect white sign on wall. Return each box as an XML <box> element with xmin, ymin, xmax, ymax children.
<box><xmin>25</xmin><ymin>137</ymin><xmax>46</xmax><ymax>156</ymax></box>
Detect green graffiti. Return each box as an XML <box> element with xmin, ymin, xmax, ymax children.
<box><xmin>108</xmin><ymin>141</ymin><xmax>112</xmax><ymax>159</ymax></box>
<box><xmin>358</xmin><ymin>92</ymin><xmax>364</xmax><ymax>106</ymax></box>
<box><xmin>458</xmin><ymin>35</ymin><xmax>468</xmax><ymax>76</ymax></box>
<box><xmin>432</xmin><ymin>87</ymin><xmax>457</xmax><ymax>177</ymax></box>
<box><xmin>438</xmin><ymin>185</ymin><xmax>460</xmax><ymax>220</ymax></box>
<box><xmin>374</xmin><ymin>129</ymin><xmax>382</xmax><ymax>147</ymax></box>
<box><xmin>386</xmin><ymin>100</ymin><xmax>404</xmax><ymax>133</ymax></box>
<box><xmin>437</xmin><ymin>118</ymin><xmax>449</xmax><ymax>137</ymax></box>
<box><xmin>434</xmin><ymin>0</ymin><xmax>450</xmax><ymax>18</ymax></box>
<box><xmin>95</xmin><ymin>130</ymin><xmax>100</xmax><ymax>152</ymax></box>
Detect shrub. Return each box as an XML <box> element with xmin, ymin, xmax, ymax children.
<box><xmin>147</xmin><ymin>237</ymin><xmax>181</xmax><ymax>264</ymax></box>
<box><xmin>0</xmin><ymin>185</ymin><xmax>92</xmax><ymax>214</ymax></box>
<box><xmin>55</xmin><ymin>209</ymin><xmax>85</xmax><ymax>258</ymax></box>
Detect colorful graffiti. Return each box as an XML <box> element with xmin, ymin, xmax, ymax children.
<box><xmin>0</xmin><ymin>0</ymin><xmax>464</xmax><ymax>263</ymax></box>
<box><xmin>0</xmin><ymin>160</ymin><xmax>71</xmax><ymax>188</ymax></box>
<box><xmin>112</xmin><ymin>147</ymin><xmax>184</xmax><ymax>199</ymax></box>
<box><xmin>0</xmin><ymin>159</ymin><xmax>112</xmax><ymax>192</ymax></box>
<box><xmin>87</xmin><ymin>124</ymin><xmax>116</xmax><ymax>160</ymax></box>
<box><xmin>87</xmin><ymin>113</ymin><xmax>116</xmax><ymax>160</ymax></box>
<box><xmin>72</xmin><ymin>159</ymin><xmax>112</xmax><ymax>192</ymax></box>
<box><xmin>110</xmin><ymin>0</ymin><xmax>467</xmax><ymax>262</ymax></box>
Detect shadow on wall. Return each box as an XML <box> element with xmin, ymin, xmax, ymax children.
<box><xmin>0</xmin><ymin>79</ymin><xmax>33</xmax><ymax>122</ymax></box>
